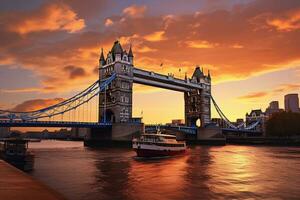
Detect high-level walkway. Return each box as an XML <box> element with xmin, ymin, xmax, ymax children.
<box><xmin>0</xmin><ymin>160</ymin><xmax>66</xmax><ymax>200</ymax></box>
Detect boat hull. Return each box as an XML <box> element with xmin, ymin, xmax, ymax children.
<box><xmin>1</xmin><ymin>154</ymin><xmax>34</xmax><ymax>171</ymax></box>
<box><xmin>134</xmin><ymin>148</ymin><xmax>185</xmax><ymax>157</ymax></box>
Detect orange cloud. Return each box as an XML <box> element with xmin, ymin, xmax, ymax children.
<box><xmin>0</xmin><ymin>87</ymin><xmax>42</xmax><ymax>93</ymax></box>
<box><xmin>231</xmin><ymin>44</ymin><xmax>244</xmax><ymax>49</ymax></box>
<box><xmin>136</xmin><ymin>46</ymin><xmax>157</xmax><ymax>53</ymax></box>
<box><xmin>143</xmin><ymin>31</ymin><xmax>166</xmax><ymax>42</ymax></box>
<box><xmin>185</xmin><ymin>40</ymin><xmax>218</xmax><ymax>49</ymax></box>
<box><xmin>273</xmin><ymin>84</ymin><xmax>300</xmax><ymax>93</ymax></box>
<box><xmin>105</xmin><ymin>18</ymin><xmax>114</xmax><ymax>26</ymax></box>
<box><xmin>238</xmin><ymin>83</ymin><xmax>300</xmax><ymax>101</ymax></box>
<box><xmin>63</xmin><ymin>65</ymin><xmax>87</xmax><ymax>79</ymax></box>
<box><xmin>8</xmin><ymin>3</ymin><xmax>85</xmax><ymax>34</ymax></box>
<box><xmin>238</xmin><ymin>92</ymin><xmax>268</xmax><ymax>100</ymax></box>
<box><xmin>267</xmin><ymin>9</ymin><xmax>300</xmax><ymax>32</ymax></box>
<box><xmin>0</xmin><ymin>0</ymin><xmax>300</xmax><ymax>96</ymax></box>
<box><xmin>123</xmin><ymin>5</ymin><xmax>147</xmax><ymax>18</ymax></box>
<box><xmin>12</xmin><ymin>98</ymin><xmax>64</xmax><ymax>112</ymax></box>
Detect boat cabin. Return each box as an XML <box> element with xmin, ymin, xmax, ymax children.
<box><xmin>138</xmin><ymin>133</ymin><xmax>177</xmax><ymax>143</ymax></box>
<box><xmin>0</xmin><ymin>138</ymin><xmax>29</xmax><ymax>156</ymax></box>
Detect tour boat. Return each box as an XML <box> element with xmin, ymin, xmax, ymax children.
<box><xmin>132</xmin><ymin>131</ymin><xmax>186</xmax><ymax>157</ymax></box>
<box><xmin>0</xmin><ymin>138</ymin><xmax>35</xmax><ymax>171</ymax></box>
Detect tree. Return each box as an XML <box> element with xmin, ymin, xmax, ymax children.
<box><xmin>266</xmin><ymin>112</ymin><xmax>300</xmax><ymax>137</ymax></box>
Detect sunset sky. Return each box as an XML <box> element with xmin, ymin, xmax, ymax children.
<box><xmin>0</xmin><ymin>0</ymin><xmax>300</xmax><ymax>125</ymax></box>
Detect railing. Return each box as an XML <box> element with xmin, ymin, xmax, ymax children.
<box><xmin>0</xmin><ymin>120</ymin><xmax>112</xmax><ymax>128</ymax></box>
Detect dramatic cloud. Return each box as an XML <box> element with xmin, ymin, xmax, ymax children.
<box><xmin>238</xmin><ymin>92</ymin><xmax>268</xmax><ymax>100</ymax></box>
<box><xmin>0</xmin><ymin>0</ymin><xmax>300</xmax><ymax>117</ymax></box>
<box><xmin>238</xmin><ymin>83</ymin><xmax>300</xmax><ymax>100</ymax></box>
<box><xmin>105</xmin><ymin>18</ymin><xmax>114</xmax><ymax>26</ymax></box>
<box><xmin>12</xmin><ymin>98</ymin><xmax>64</xmax><ymax>112</ymax></box>
<box><xmin>185</xmin><ymin>40</ymin><xmax>219</xmax><ymax>49</ymax></box>
<box><xmin>122</xmin><ymin>4</ymin><xmax>147</xmax><ymax>18</ymax></box>
<box><xmin>6</xmin><ymin>3</ymin><xmax>85</xmax><ymax>34</ymax></box>
<box><xmin>63</xmin><ymin>65</ymin><xmax>87</xmax><ymax>79</ymax></box>
<box><xmin>0</xmin><ymin>87</ymin><xmax>41</xmax><ymax>93</ymax></box>
<box><xmin>143</xmin><ymin>31</ymin><xmax>166</xmax><ymax>42</ymax></box>
<box><xmin>267</xmin><ymin>9</ymin><xmax>300</xmax><ymax>32</ymax></box>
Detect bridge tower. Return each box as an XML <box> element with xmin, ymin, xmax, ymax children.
<box><xmin>184</xmin><ymin>66</ymin><xmax>211</xmax><ymax>127</ymax></box>
<box><xmin>98</xmin><ymin>41</ymin><xmax>134</xmax><ymax>123</ymax></box>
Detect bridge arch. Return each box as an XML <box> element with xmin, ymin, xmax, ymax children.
<box><xmin>105</xmin><ymin>109</ymin><xmax>115</xmax><ymax>123</ymax></box>
<box><xmin>190</xmin><ymin>117</ymin><xmax>202</xmax><ymax>127</ymax></box>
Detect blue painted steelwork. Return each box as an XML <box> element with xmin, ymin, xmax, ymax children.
<box><xmin>0</xmin><ymin>73</ymin><xmax>116</xmax><ymax>122</ymax></box>
<box><xmin>222</xmin><ymin>128</ymin><xmax>261</xmax><ymax>134</ymax></box>
<box><xmin>0</xmin><ymin>120</ymin><xmax>111</xmax><ymax>128</ymax></box>
<box><xmin>211</xmin><ymin>95</ymin><xmax>262</xmax><ymax>131</ymax></box>
<box><xmin>145</xmin><ymin>124</ymin><xmax>197</xmax><ymax>135</ymax></box>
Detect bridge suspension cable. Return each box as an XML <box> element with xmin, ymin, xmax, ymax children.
<box><xmin>0</xmin><ymin>73</ymin><xmax>116</xmax><ymax>122</ymax></box>
<box><xmin>210</xmin><ymin>95</ymin><xmax>261</xmax><ymax>130</ymax></box>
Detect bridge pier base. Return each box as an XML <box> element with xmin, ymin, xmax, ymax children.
<box><xmin>195</xmin><ymin>127</ymin><xmax>226</xmax><ymax>145</ymax></box>
<box><xmin>84</xmin><ymin>123</ymin><xmax>144</xmax><ymax>147</ymax></box>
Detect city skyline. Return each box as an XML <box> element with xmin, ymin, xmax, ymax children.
<box><xmin>0</xmin><ymin>0</ymin><xmax>300</xmax><ymax>124</ymax></box>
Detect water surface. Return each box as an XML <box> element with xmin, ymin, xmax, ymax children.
<box><xmin>29</xmin><ymin>140</ymin><xmax>300</xmax><ymax>200</ymax></box>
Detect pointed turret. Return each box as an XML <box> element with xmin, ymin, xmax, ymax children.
<box><xmin>128</xmin><ymin>44</ymin><xmax>134</xmax><ymax>64</ymax></box>
<box><xmin>192</xmin><ymin>66</ymin><xmax>204</xmax><ymax>78</ymax></box>
<box><xmin>111</xmin><ymin>40</ymin><xmax>123</xmax><ymax>61</ymax></box>
<box><xmin>99</xmin><ymin>48</ymin><xmax>106</xmax><ymax>67</ymax></box>
<box><xmin>208</xmin><ymin>70</ymin><xmax>211</xmax><ymax>80</ymax></box>
<box><xmin>128</xmin><ymin>45</ymin><xmax>133</xmax><ymax>57</ymax></box>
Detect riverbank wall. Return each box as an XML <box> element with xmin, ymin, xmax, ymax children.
<box><xmin>0</xmin><ymin>160</ymin><xmax>66</xmax><ymax>200</ymax></box>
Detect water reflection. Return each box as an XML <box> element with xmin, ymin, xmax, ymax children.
<box><xmin>29</xmin><ymin>141</ymin><xmax>300</xmax><ymax>200</ymax></box>
<box><xmin>93</xmin><ymin>152</ymin><xmax>132</xmax><ymax>200</ymax></box>
<box><xmin>129</xmin><ymin>155</ymin><xmax>188</xmax><ymax>200</ymax></box>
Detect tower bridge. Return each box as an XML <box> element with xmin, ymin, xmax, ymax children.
<box><xmin>98</xmin><ymin>40</ymin><xmax>211</xmax><ymax>127</ymax></box>
<box><xmin>0</xmin><ymin>40</ymin><xmax>262</xmax><ymax>145</ymax></box>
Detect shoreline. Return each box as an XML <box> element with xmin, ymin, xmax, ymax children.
<box><xmin>0</xmin><ymin>160</ymin><xmax>66</xmax><ymax>200</ymax></box>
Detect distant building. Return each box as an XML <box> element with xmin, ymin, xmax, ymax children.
<box><xmin>284</xmin><ymin>94</ymin><xmax>300</xmax><ymax>113</ymax></box>
<box><xmin>265</xmin><ymin>101</ymin><xmax>283</xmax><ymax>117</ymax></box>
<box><xmin>211</xmin><ymin>118</ymin><xmax>227</xmax><ymax>128</ymax></box>
<box><xmin>246</xmin><ymin>109</ymin><xmax>265</xmax><ymax>132</ymax></box>
<box><xmin>23</xmin><ymin>128</ymin><xmax>71</xmax><ymax>139</ymax></box>
<box><xmin>0</xmin><ymin>127</ymin><xmax>10</xmax><ymax>138</ymax></box>
<box><xmin>236</xmin><ymin>118</ymin><xmax>244</xmax><ymax>126</ymax></box>
<box><xmin>269</xmin><ymin>101</ymin><xmax>279</xmax><ymax>109</ymax></box>
<box><xmin>171</xmin><ymin>119</ymin><xmax>184</xmax><ymax>126</ymax></box>
<box><xmin>166</xmin><ymin>119</ymin><xmax>185</xmax><ymax>126</ymax></box>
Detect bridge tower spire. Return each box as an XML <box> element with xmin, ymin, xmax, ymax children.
<box><xmin>184</xmin><ymin>66</ymin><xmax>211</xmax><ymax>127</ymax></box>
<box><xmin>99</xmin><ymin>48</ymin><xmax>106</xmax><ymax>67</ymax></box>
<box><xmin>98</xmin><ymin>41</ymin><xmax>134</xmax><ymax>123</ymax></box>
<box><xmin>128</xmin><ymin>44</ymin><xmax>134</xmax><ymax>64</ymax></box>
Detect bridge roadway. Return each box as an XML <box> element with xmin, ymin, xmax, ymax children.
<box><xmin>133</xmin><ymin>67</ymin><xmax>210</xmax><ymax>92</ymax></box>
<box><xmin>0</xmin><ymin>120</ymin><xmax>259</xmax><ymax>134</ymax></box>
<box><xmin>0</xmin><ymin>120</ymin><xmax>198</xmax><ymax>134</ymax></box>
<box><xmin>145</xmin><ymin>124</ymin><xmax>198</xmax><ymax>134</ymax></box>
<box><xmin>0</xmin><ymin>120</ymin><xmax>112</xmax><ymax>128</ymax></box>
<box><xmin>222</xmin><ymin>128</ymin><xmax>262</xmax><ymax>134</ymax></box>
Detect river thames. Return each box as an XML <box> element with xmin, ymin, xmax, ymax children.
<box><xmin>28</xmin><ymin>140</ymin><xmax>300</xmax><ymax>200</ymax></box>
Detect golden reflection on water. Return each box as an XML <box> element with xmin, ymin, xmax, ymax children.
<box><xmin>207</xmin><ymin>146</ymin><xmax>261</xmax><ymax>197</ymax></box>
<box><xmin>29</xmin><ymin>141</ymin><xmax>300</xmax><ymax>200</ymax></box>
<box><xmin>128</xmin><ymin>155</ymin><xmax>189</xmax><ymax>200</ymax></box>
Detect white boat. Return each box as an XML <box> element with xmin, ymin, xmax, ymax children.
<box><xmin>132</xmin><ymin>131</ymin><xmax>186</xmax><ymax>157</ymax></box>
